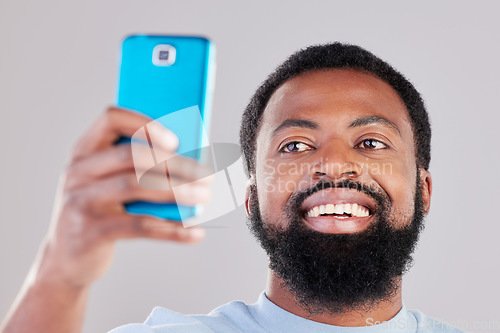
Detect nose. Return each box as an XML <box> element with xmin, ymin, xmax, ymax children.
<box><xmin>309</xmin><ymin>139</ymin><xmax>363</xmax><ymax>181</ymax></box>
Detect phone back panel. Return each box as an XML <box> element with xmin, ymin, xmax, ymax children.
<box><xmin>116</xmin><ymin>35</ymin><xmax>215</xmax><ymax>220</ymax></box>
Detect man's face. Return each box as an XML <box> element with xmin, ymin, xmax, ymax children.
<box><xmin>246</xmin><ymin>69</ymin><xmax>432</xmax><ymax>312</ymax></box>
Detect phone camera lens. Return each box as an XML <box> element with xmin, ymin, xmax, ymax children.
<box><xmin>159</xmin><ymin>50</ymin><xmax>169</xmax><ymax>60</ymax></box>
<box><xmin>152</xmin><ymin>44</ymin><xmax>176</xmax><ymax>66</ymax></box>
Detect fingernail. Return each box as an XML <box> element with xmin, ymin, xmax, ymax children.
<box><xmin>147</xmin><ymin>122</ymin><xmax>179</xmax><ymax>150</ymax></box>
<box><xmin>189</xmin><ymin>228</ymin><xmax>205</xmax><ymax>238</ymax></box>
<box><xmin>160</xmin><ymin>129</ymin><xmax>179</xmax><ymax>149</ymax></box>
<box><xmin>192</xmin><ymin>185</ymin><xmax>211</xmax><ymax>199</ymax></box>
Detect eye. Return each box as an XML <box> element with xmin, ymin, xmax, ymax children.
<box><xmin>279</xmin><ymin>141</ymin><xmax>313</xmax><ymax>153</ymax></box>
<box><xmin>355</xmin><ymin>139</ymin><xmax>388</xmax><ymax>150</ymax></box>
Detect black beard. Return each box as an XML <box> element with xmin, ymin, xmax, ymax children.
<box><xmin>246</xmin><ymin>177</ymin><xmax>426</xmax><ymax>315</ymax></box>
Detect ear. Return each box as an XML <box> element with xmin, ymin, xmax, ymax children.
<box><xmin>419</xmin><ymin>168</ymin><xmax>432</xmax><ymax>215</ymax></box>
<box><xmin>244</xmin><ymin>177</ymin><xmax>255</xmax><ymax>217</ymax></box>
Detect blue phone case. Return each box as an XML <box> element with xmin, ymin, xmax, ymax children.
<box><xmin>115</xmin><ymin>35</ymin><xmax>216</xmax><ymax>221</ymax></box>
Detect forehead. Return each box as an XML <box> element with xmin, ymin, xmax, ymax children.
<box><xmin>260</xmin><ymin>69</ymin><xmax>412</xmax><ymax>135</ymax></box>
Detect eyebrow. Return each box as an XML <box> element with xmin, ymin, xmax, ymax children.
<box><xmin>271</xmin><ymin>115</ymin><xmax>401</xmax><ymax>140</ymax></box>
<box><xmin>348</xmin><ymin>115</ymin><xmax>401</xmax><ymax>136</ymax></box>
<box><xmin>271</xmin><ymin>119</ymin><xmax>319</xmax><ymax>139</ymax></box>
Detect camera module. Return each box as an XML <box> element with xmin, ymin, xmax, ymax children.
<box><xmin>153</xmin><ymin>44</ymin><xmax>176</xmax><ymax>66</ymax></box>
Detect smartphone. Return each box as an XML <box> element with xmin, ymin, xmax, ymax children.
<box><xmin>115</xmin><ymin>34</ymin><xmax>216</xmax><ymax>221</ymax></box>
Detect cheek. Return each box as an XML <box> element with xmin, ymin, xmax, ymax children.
<box><xmin>255</xmin><ymin>156</ymin><xmax>304</xmax><ymax>221</ymax></box>
<box><xmin>369</xmin><ymin>158</ymin><xmax>416</xmax><ymax>225</ymax></box>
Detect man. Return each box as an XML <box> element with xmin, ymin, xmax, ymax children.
<box><xmin>0</xmin><ymin>43</ymin><xmax>463</xmax><ymax>332</ymax></box>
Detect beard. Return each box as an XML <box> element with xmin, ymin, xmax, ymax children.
<box><xmin>246</xmin><ymin>176</ymin><xmax>426</xmax><ymax>315</ymax></box>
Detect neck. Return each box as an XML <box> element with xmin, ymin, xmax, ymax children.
<box><xmin>265</xmin><ymin>269</ymin><xmax>403</xmax><ymax>327</ymax></box>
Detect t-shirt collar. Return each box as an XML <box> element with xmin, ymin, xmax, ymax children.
<box><xmin>247</xmin><ymin>291</ymin><xmax>416</xmax><ymax>333</ymax></box>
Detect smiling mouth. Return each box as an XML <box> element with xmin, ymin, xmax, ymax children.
<box><xmin>304</xmin><ymin>203</ymin><xmax>372</xmax><ymax>219</ymax></box>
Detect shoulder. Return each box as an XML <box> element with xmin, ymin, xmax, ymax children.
<box><xmin>206</xmin><ymin>299</ymin><xmax>261</xmax><ymax>329</ymax></box>
<box><xmin>107</xmin><ymin>300</ymin><xmax>260</xmax><ymax>333</ymax></box>
<box><xmin>408</xmin><ymin>309</ymin><xmax>466</xmax><ymax>333</ymax></box>
<box><xmin>106</xmin><ymin>306</ymin><xmax>213</xmax><ymax>333</ymax></box>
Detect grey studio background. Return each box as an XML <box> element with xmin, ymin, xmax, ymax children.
<box><xmin>1</xmin><ymin>1</ymin><xmax>499</xmax><ymax>332</ymax></box>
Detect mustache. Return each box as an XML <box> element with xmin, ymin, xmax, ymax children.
<box><xmin>288</xmin><ymin>179</ymin><xmax>391</xmax><ymax>214</ymax></box>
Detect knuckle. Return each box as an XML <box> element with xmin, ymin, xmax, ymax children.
<box><xmin>118</xmin><ymin>144</ymin><xmax>133</xmax><ymax>162</ymax></box>
<box><xmin>186</xmin><ymin>161</ymin><xmax>199</xmax><ymax>178</ymax></box>
<box><xmin>63</xmin><ymin>189</ymin><xmax>87</xmax><ymax>209</ymax></box>
<box><xmin>131</xmin><ymin>217</ymin><xmax>148</xmax><ymax>234</ymax></box>
<box><xmin>172</xmin><ymin>227</ymin><xmax>187</xmax><ymax>240</ymax></box>
<box><xmin>189</xmin><ymin>161</ymin><xmax>211</xmax><ymax>181</ymax></box>
<box><xmin>105</xmin><ymin>106</ymin><xmax>117</xmax><ymax>117</ymax></box>
<box><xmin>63</xmin><ymin>175</ymin><xmax>78</xmax><ymax>192</ymax></box>
<box><xmin>117</xmin><ymin>173</ymin><xmax>137</xmax><ymax>191</ymax></box>
<box><xmin>70</xmin><ymin>140</ymin><xmax>85</xmax><ymax>161</ymax></box>
<box><xmin>95</xmin><ymin>216</ymin><xmax>120</xmax><ymax>240</ymax></box>
<box><xmin>103</xmin><ymin>108</ymin><xmax>115</xmax><ymax>128</ymax></box>
<box><xmin>65</xmin><ymin>210</ymin><xmax>90</xmax><ymax>237</ymax></box>
<box><xmin>66</xmin><ymin>215</ymin><xmax>105</xmax><ymax>253</ymax></box>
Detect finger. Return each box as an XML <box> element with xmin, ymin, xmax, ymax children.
<box><xmin>71</xmin><ymin>106</ymin><xmax>178</xmax><ymax>162</ymax></box>
<box><xmin>99</xmin><ymin>213</ymin><xmax>206</xmax><ymax>242</ymax></box>
<box><xmin>132</xmin><ymin>144</ymin><xmax>215</xmax><ymax>186</ymax></box>
<box><xmin>71</xmin><ymin>172</ymin><xmax>212</xmax><ymax>208</ymax></box>
<box><xmin>65</xmin><ymin>144</ymin><xmax>214</xmax><ymax>190</ymax></box>
<box><xmin>164</xmin><ymin>155</ymin><xmax>215</xmax><ymax>187</ymax></box>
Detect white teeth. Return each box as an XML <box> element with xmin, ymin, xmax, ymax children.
<box><xmin>305</xmin><ymin>203</ymin><xmax>371</xmax><ymax>218</ymax></box>
<box><xmin>356</xmin><ymin>207</ymin><xmax>368</xmax><ymax>217</ymax></box>
<box><xmin>356</xmin><ymin>207</ymin><xmax>365</xmax><ymax>217</ymax></box>
<box><xmin>313</xmin><ymin>206</ymin><xmax>319</xmax><ymax>217</ymax></box>
<box><xmin>352</xmin><ymin>203</ymin><xmax>358</xmax><ymax>216</ymax></box>
<box><xmin>353</xmin><ymin>207</ymin><xmax>363</xmax><ymax>217</ymax></box>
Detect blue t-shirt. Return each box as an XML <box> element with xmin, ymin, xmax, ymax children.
<box><xmin>109</xmin><ymin>291</ymin><xmax>464</xmax><ymax>332</ymax></box>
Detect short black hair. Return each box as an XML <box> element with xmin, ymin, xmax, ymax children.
<box><xmin>239</xmin><ymin>43</ymin><xmax>431</xmax><ymax>178</ymax></box>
